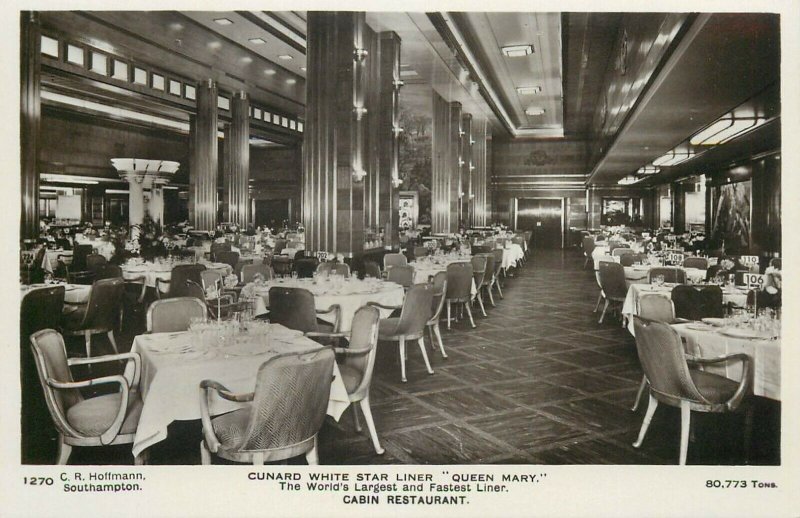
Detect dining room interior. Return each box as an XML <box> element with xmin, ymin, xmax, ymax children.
<box><xmin>18</xmin><ymin>10</ymin><xmax>782</xmax><ymax>467</ymax></box>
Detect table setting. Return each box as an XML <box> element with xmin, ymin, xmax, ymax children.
<box><xmin>21</xmin><ymin>281</ymin><xmax>91</xmax><ymax>304</ymax></box>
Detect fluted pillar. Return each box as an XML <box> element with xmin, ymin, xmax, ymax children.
<box><xmin>227</xmin><ymin>92</ymin><xmax>250</xmax><ymax>226</ymax></box>
<box><xmin>460</xmin><ymin>114</ymin><xmax>472</xmax><ymax>227</ymax></box>
<box><xmin>126</xmin><ymin>176</ymin><xmax>144</xmax><ymax>225</ymax></box>
<box><xmin>190</xmin><ymin>79</ymin><xmax>218</xmax><ymax>230</ymax></box>
<box><xmin>379</xmin><ymin>31</ymin><xmax>402</xmax><ymax>247</ymax></box>
<box><xmin>21</xmin><ymin>11</ymin><xmax>41</xmax><ymax>239</ymax></box>
<box><xmin>472</xmin><ymin>118</ymin><xmax>489</xmax><ymax>226</ymax></box>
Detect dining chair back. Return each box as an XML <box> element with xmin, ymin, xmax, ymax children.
<box><xmin>71</xmin><ymin>245</ymin><xmax>93</xmax><ymax>271</ymax></box>
<box><xmin>582</xmin><ymin>236</ymin><xmax>596</xmax><ymax>256</ymax></box>
<box><xmin>201</xmin><ymin>270</ymin><xmax>223</xmax><ymax>291</ymax></box>
<box><xmin>21</xmin><ymin>286</ymin><xmax>65</xmax><ymax>340</ymax></box>
<box><xmin>445</xmin><ymin>262</ymin><xmax>473</xmax><ymax>302</ymax></box>
<box><xmin>426</xmin><ymin>272</ymin><xmax>449</xmax><ymax>358</ymax></box>
<box><xmin>86</xmin><ymin>254</ymin><xmax>107</xmax><ymax>273</ymax></box>
<box><xmin>671</xmin><ymin>285</ymin><xmax>724</xmax><ymax>320</ymax></box>
<box><xmin>598</xmin><ymin>261</ymin><xmax>627</xmax><ymax>300</ymax></box>
<box><xmin>199</xmin><ymin>348</ymin><xmax>334</xmax><ymax>465</ymax></box>
<box><xmin>268</xmin><ymin>287</ymin><xmax>336</xmax><ymax>334</ymax></box>
<box><xmin>215</xmin><ymin>251</ymin><xmax>240</xmax><ymax>270</ymax></box>
<box><xmin>470</xmin><ymin>255</ymin><xmax>487</xmax><ymax>290</ymax></box>
<box><xmin>471</xmin><ymin>245</ymin><xmax>490</xmax><ymax>255</ymax></box>
<box><xmin>386</xmin><ymin>265</ymin><xmax>414</xmax><ymax>288</ymax></box>
<box><xmin>94</xmin><ymin>264</ymin><xmax>122</xmax><ymax>280</ymax></box>
<box><xmin>682</xmin><ymin>257</ymin><xmax>709</xmax><ymax>270</ymax></box>
<box><xmin>338</xmin><ymin>306</ymin><xmax>381</xmax><ymax>401</ymax></box>
<box><xmin>612</xmin><ymin>247</ymin><xmax>635</xmax><ymax>258</ymax></box>
<box><xmin>363</xmin><ymin>260</ymin><xmax>382</xmax><ymax>279</ymax></box>
<box><xmin>241</xmin><ymin>263</ymin><xmax>273</xmax><ymax>284</ymax></box>
<box><xmin>317</xmin><ymin>262</ymin><xmax>351</xmax><ymax>278</ymax></box>
<box><xmin>619</xmin><ymin>253</ymin><xmax>647</xmax><ymax>267</ymax></box>
<box><xmin>166</xmin><ymin>264</ymin><xmax>207</xmax><ymax>298</ymax></box>
<box><xmin>769</xmin><ymin>257</ymin><xmax>781</xmax><ymax>269</ymax></box>
<box><xmin>648</xmin><ymin>267</ymin><xmax>687</xmax><ymax>284</ymax></box>
<box><xmin>413</xmin><ymin>246</ymin><xmax>428</xmax><ymax>259</ymax></box>
<box><xmin>294</xmin><ymin>257</ymin><xmax>320</xmax><ymax>278</ymax></box>
<box><xmin>383</xmin><ymin>253</ymin><xmax>408</xmax><ymax>270</ymax></box>
<box><xmin>273</xmin><ymin>239</ymin><xmax>287</xmax><ymax>255</ymax></box>
<box><xmin>147</xmin><ymin>297</ymin><xmax>207</xmax><ymax>333</ymax></box>
<box><xmin>382</xmin><ymin>283</ymin><xmax>433</xmax><ymax>339</ymax></box>
<box><xmin>638</xmin><ymin>294</ymin><xmax>676</xmax><ymax>322</ymax></box>
<box><xmin>210</xmin><ymin>242</ymin><xmax>231</xmax><ymax>261</ymax></box>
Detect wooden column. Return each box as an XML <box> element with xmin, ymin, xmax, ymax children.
<box><xmin>472</xmin><ymin>118</ymin><xmax>489</xmax><ymax>226</ymax></box>
<box><xmin>460</xmin><ymin>114</ymin><xmax>472</xmax><ymax>227</ymax></box>
<box><xmin>221</xmin><ymin>123</ymin><xmax>231</xmax><ymax>222</ymax></box>
<box><xmin>432</xmin><ymin>94</ymin><xmax>461</xmax><ymax>234</ymax></box>
<box><xmin>190</xmin><ymin>79</ymin><xmax>218</xmax><ymax>231</ymax></box>
<box><xmin>228</xmin><ymin>92</ymin><xmax>250</xmax><ymax>226</ymax></box>
<box><xmin>304</xmin><ymin>12</ymin><xmax>371</xmax><ymax>256</ymax></box>
<box><xmin>21</xmin><ymin>11</ymin><xmax>41</xmax><ymax>240</ymax></box>
<box><xmin>378</xmin><ymin>32</ymin><xmax>402</xmax><ymax>248</ymax></box>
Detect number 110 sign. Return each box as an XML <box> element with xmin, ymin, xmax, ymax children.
<box><xmin>743</xmin><ymin>273</ymin><xmax>765</xmax><ymax>289</ymax></box>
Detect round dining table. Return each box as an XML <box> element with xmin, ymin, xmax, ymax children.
<box><xmin>121</xmin><ymin>260</ymin><xmax>233</xmax><ymax>292</ymax></box>
<box><xmin>21</xmin><ymin>282</ymin><xmax>91</xmax><ymax>304</ymax></box>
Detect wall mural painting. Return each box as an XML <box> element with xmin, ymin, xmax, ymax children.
<box><xmin>398</xmin><ymin>106</ymin><xmax>432</xmax><ymax>225</ymax></box>
<box><xmin>711</xmin><ymin>181</ymin><xmax>751</xmax><ymax>253</ymax></box>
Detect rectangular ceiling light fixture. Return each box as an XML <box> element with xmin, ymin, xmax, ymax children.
<box><xmin>525</xmin><ymin>106</ymin><xmax>546</xmax><ymax>116</ymax></box>
<box><xmin>652</xmin><ymin>150</ymin><xmax>695</xmax><ymax>167</ymax></box>
<box><xmin>689</xmin><ymin>117</ymin><xmax>766</xmax><ymax>146</ymax></box>
<box><xmin>213</xmin><ymin>18</ymin><xmax>233</xmax><ymax>26</ymax></box>
<box><xmin>248</xmin><ymin>38</ymin><xmax>266</xmax><ymax>45</ymax></box>
<box><xmin>516</xmin><ymin>86</ymin><xmax>542</xmax><ymax>95</ymax></box>
<box><xmin>502</xmin><ymin>44</ymin><xmax>534</xmax><ymax>57</ymax></box>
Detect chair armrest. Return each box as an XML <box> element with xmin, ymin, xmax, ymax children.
<box><xmin>333</xmin><ymin>346</ymin><xmax>372</xmax><ymax>356</ymax></box>
<box><xmin>687</xmin><ymin>353</ymin><xmax>752</xmax><ymax>410</ymax></box>
<box><xmin>69</xmin><ymin>352</ymin><xmax>141</xmax><ymax>388</ymax></box>
<box><xmin>316</xmin><ymin>304</ymin><xmax>342</xmax><ymax>332</ymax></box>
<box><xmin>305</xmin><ymin>331</ymin><xmax>349</xmax><ymax>340</ymax></box>
<box><xmin>200</xmin><ymin>379</ymin><xmax>255</xmax><ymax>403</ymax></box>
<box><xmin>48</xmin><ymin>375</ymin><xmax>129</xmax><ymax>445</ymax></box>
<box><xmin>155</xmin><ymin>277</ymin><xmax>170</xmax><ymax>298</ymax></box>
<box><xmin>367</xmin><ymin>301</ymin><xmax>402</xmax><ymax>311</ymax></box>
<box><xmin>198</xmin><ymin>379</ymin><xmax>254</xmax><ymax>453</ymax></box>
<box><xmin>125</xmin><ymin>276</ymin><xmax>148</xmax><ymax>303</ymax></box>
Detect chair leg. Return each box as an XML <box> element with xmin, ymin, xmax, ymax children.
<box><xmin>593</xmin><ymin>292</ymin><xmax>603</xmax><ymax>313</ymax></box>
<box><xmin>631</xmin><ymin>376</ymin><xmax>648</xmax><ymax>411</ymax></box>
<box><xmin>399</xmin><ymin>337</ymin><xmax>407</xmax><ymax>383</ymax></box>
<box><xmin>360</xmin><ymin>397</ymin><xmax>384</xmax><ymax>455</ymax></box>
<box><xmin>107</xmin><ymin>331</ymin><xmax>119</xmax><ymax>354</ymax></box>
<box><xmin>200</xmin><ymin>440</ymin><xmax>211</xmax><ymax>465</ymax></box>
<box><xmin>352</xmin><ymin>403</ymin><xmax>362</xmax><ymax>432</ymax></box>
<box><xmin>84</xmin><ymin>330</ymin><xmax>92</xmax><ymax>358</ymax></box>
<box><xmin>464</xmin><ymin>302</ymin><xmax>476</xmax><ymax>328</ymax></box>
<box><xmin>633</xmin><ymin>393</ymin><xmax>658</xmax><ymax>448</ymax></box>
<box><xmin>427</xmin><ymin>325</ymin><xmax>436</xmax><ymax>351</ymax></box>
<box><xmin>56</xmin><ymin>436</ymin><xmax>72</xmax><ymax>465</ymax></box>
<box><xmin>476</xmin><ymin>291</ymin><xmax>487</xmax><ymax>317</ymax></box>
<box><xmin>433</xmin><ymin>324</ymin><xmax>447</xmax><ymax>358</ymax></box>
<box><xmin>487</xmin><ymin>285</ymin><xmax>496</xmax><ymax>307</ymax></box>
<box><xmin>495</xmin><ymin>278</ymin><xmax>503</xmax><ymax>298</ymax></box>
<box><xmin>305</xmin><ymin>436</ymin><xmax>319</xmax><ymax>465</ymax></box>
<box><xmin>743</xmin><ymin>405</ymin><xmax>754</xmax><ymax>464</ymax></box>
<box><xmin>679</xmin><ymin>401</ymin><xmax>691</xmax><ymax>465</ymax></box>
<box><xmin>598</xmin><ymin>299</ymin><xmax>610</xmax><ymax>324</ymax></box>
<box><xmin>417</xmin><ymin>338</ymin><xmax>434</xmax><ymax>375</ymax></box>
<box><xmin>446</xmin><ymin>301</ymin><xmax>452</xmax><ymax>330</ymax></box>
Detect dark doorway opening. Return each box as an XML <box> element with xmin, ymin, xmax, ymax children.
<box><xmin>255</xmin><ymin>199</ymin><xmax>290</xmax><ymax>228</ymax></box>
<box><xmin>516</xmin><ymin>198</ymin><xmax>563</xmax><ymax>249</ymax></box>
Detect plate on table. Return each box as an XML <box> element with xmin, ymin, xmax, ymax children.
<box><xmin>701</xmin><ymin>317</ymin><xmax>726</xmax><ymax>327</ymax></box>
<box><xmin>719</xmin><ymin>327</ymin><xmax>777</xmax><ymax>340</ymax></box>
<box><xmin>685</xmin><ymin>323</ymin><xmax>712</xmax><ymax>331</ymax></box>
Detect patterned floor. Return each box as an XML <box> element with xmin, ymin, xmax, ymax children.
<box><xmin>23</xmin><ymin>249</ymin><xmax>780</xmax><ymax>465</ymax></box>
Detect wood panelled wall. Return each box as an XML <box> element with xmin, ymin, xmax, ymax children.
<box><xmin>431</xmin><ymin>93</ymin><xmax>454</xmax><ymax>233</ymax></box>
<box><xmin>21</xmin><ymin>12</ymin><xmax>41</xmax><ymax>240</ymax></box>
<box><xmin>190</xmin><ymin>80</ymin><xmax>218</xmax><ymax>230</ymax></box>
<box><xmin>226</xmin><ymin>93</ymin><xmax>250</xmax><ymax>226</ymax></box>
<box><xmin>378</xmin><ymin>32</ymin><xmax>401</xmax><ymax>247</ymax></box>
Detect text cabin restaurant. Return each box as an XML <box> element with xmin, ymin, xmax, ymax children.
<box><xmin>17</xmin><ymin>10</ymin><xmax>782</xmax><ymax>468</ymax></box>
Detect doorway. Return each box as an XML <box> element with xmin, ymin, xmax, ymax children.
<box><xmin>255</xmin><ymin>199</ymin><xmax>290</xmax><ymax>228</ymax></box>
<box><xmin>515</xmin><ymin>198</ymin><xmax>564</xmax><ymax>248</ymax></box>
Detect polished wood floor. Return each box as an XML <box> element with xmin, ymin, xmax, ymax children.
<box><xmin>22</xmin><ymin>249</ymin><xmax>780</xmax><ymax>465</ymax></box>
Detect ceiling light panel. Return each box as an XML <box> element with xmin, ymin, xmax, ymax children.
<box><xmin>516</xmin><ymin>86</ymin><xmax>542</xmax><ymax>95</ymax></box>
<box><xmin>525</xmin><ymin>106</ymin><xmax>546</xmax><ymax>116</ymax></box>
<box><xmin>502</xmin><ymin>44</ymin><xmax>534</xmax><ymax>57</ymax></box>
<box><xmin>213</xmin><ymin>18</ymin><xmax>233</xmax><ymax>26</ymax></box>
<box><xmin>249</xmin><ymin>38</ymin><xmax>266</xmax><ymax>45</ymax></box>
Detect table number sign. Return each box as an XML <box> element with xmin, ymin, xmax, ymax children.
<box><xmin>667</xmin><ymin>253</ymin><xmax>684</xmax><ymax>265</ymax></box>
<box><xmin>743</xmin><ymin>273</ymin><xmax>765</xmax><ymax>289</ymax></box>
<box><xmin>316</xmin><ymin>251</ymin><xmax>329</xmax><ymax>262</ymax></box>
<box><xmin>740</xmin><ymin>255</ymin><xmax>760</xmax><ymax>267</ymax></box>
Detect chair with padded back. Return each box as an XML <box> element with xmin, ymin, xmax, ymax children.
<box><xmin>306</xmin><ymin>306</ymin><xmax>384</xmax><ymax>454</ymax></box>
<box><xmin>426</xmin><ymin>272</ymin><xmax>448</xmax><ymax>359</ymax></box>
<box><xmin>271</xmin><ymin>255</ymin><xmax>293</xmax><ymax>277</ymax></box>
<box><xmin>490</xmin><ymin>248</ymin><xmax>504</xmax><ymax>299</ymax></box>
<box><xmin>386</xmin><ymin>264</ymin><xmax>414</xmax><ymax>289</ymax></box>
<box><xmin>648</xmin><ymin>267</ymin><xmax>687</xmax><ymax>284</ymax></box>
<box><xmin>370</xmin><ymin>283</ymin><xmax>434</xmax><ymax>383</ymax></box>
<box><xmin>363</xmin><ymin>261</ymin><xmax>382</xmax><ymax>279</ymax></box>
<box><xmin>29</xmin><ymin>329</ymin><xmax>145</xmax><ymax>465</ymax></box>
<box><xmin>146</xmin><ymin>297</ymin><xmax>207</xmax><ymax>333</ymax></box>
<box><xmin>470</xmin><ymin>255</ymin><xmax>488</xmax><ymax>317</ymax></box>
<box><xmin>61</xmin><ymin>278</ymin><xmax>124</xmax><ymax>357</ymax></box>
<box><xmin>582</xmin><ymin>236</ymin><xmax>595</xmax><ymax>269</ymax></box>
<box><xmin>444</xmin><ymin>262</ymin><xmax>476</xmax><ymax>329</ymax></box>
<box><xmin>210</xmin><ymin>242</ymin><xmax>232</xmax><ymax>261</ymax></box>
<box><xmin>612</xmin><ymin>247</ymin><xmax>635</xmax><ymax>258</ymax></box>
<box><xmin>317</xmin><ymin>262</ymin><xmax>351</xmax><ymax>278</ymax></box>
<box><xmin>241</xmin><ymin>263</ymin><xmax>273</xmax><ymax>284</ymax></box>
<box><xmin>215</xmin><ymin>251</ymin><xmax>240</xmax><ymax>270</ymax></box>
<box><xmin>64</xmin><ymin>245</ymin><xmax>96</xmax><ymax>284</ymax></box>
<box><xmin>267</xmin><ymin>287</ymin><xmax>340</xmax><ymax>339</ymax></box>
<box><xmin>682</xmin><ymin>257</ymin><xmax>709</xmax><ymax>270</ymax></box>
<box><xmin>479</xmin><ymin>253</ymin><xmax>497</xmax><ymax>307</ymax></box>
<box><xmin>86</xmin><ymin>254</ymin><xmax>107</xmax><ymax>273</ymax></box>
<box><xmin>671</xmin><ymin>285</ymin><xmax>724</xmax><ymax>321</ymax></box>
<box><xmin>413</xmin><ymin>246</ymin><xmax>428</xmax><ymax>259</ymax></box>
<box><xmin>597</xmin><ymin>261</ymin><xmax>627</xmax><ymax>324</ymax></box>
<box><xmin>182</xmin><ymin>280</ymin><xmax>238</xmax><ymax>321</ymax></box>
<box><xmin>471</xmin><ymin>245</ymin><xmax>490</xmax><ymax>255</ymax></box>
<box><xmin>156</xmin><ymin>264</ymin><xmax>206</xmax><ymax>299</ymax></box>
<box><xmin>199</xmin><ymin>347</ymin><xmax>335</xmax><ymax>465</ymax></box>
<box><xmin>383</xmin><ymin>253</ymin><xmax>407</xmax><ymax>270</ymax></box>
<box><xmin>631</xmin><ymin>316</ymin><xmax>752</xmax><ymax>465</ymax></box>
<box><xmin>619</xmin><ymin>253</ymin><xmax>647</xmax><ymax>267</ymax></box>
<box><xmin>294</xmin><ymin>257</ymin><xmax>319</xmax><ymax>278</ymax></box>
<box><xmin>593</xmin><ymin>256</ymin><xmax>615</xmax><ymax>313</ymax></box>
<box><xmin>631</xmin><ymin>294</ymin><xmax>678</xmax><ymax>412</ymax></box>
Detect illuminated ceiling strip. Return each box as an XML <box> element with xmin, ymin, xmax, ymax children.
<box><xmin>690</xmin><ymin>117</ymin><xmax>764</xmax><ymax>146</ymax></box>
<box><xmin>247</xmin><ymin>11</ymin><xmax>307</xmax><ymax>50</ymax></box>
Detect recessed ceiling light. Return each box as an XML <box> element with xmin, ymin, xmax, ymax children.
<box><xmin>213</xmin><ymin>18</ymin><xmax>233</xmax><ymax>26</ymax></box>
<box><xmin>264</xmin><ymin>69</ymin><xmax>276</xmax><ymax>75</ymax></box>
<box><xmin>502</xmin><ymin>44</ymin><xmax>534</xmax><ymax>57</ymax></box>
<box><xmin>286</xmin><ymin>78</ymin><xmax>296</xmax><ymax>85</ymax></box>
<box><xmin>240</xmin><ymin>56</ymin><xmax>252</xmax><ymax>64</ymax></box>
<box><xmin>169</xmin><ymin>23</ymin><xmax>183</xmax><ymax>31</ymax></box>
<box><xmin>207</xmin><ymin>41</ymin><xmax>222</xmax><ymax>50</ymax></box>
<box><xmin>300</xmin><ymin>67</ymin><xmax>306</xmax><ymax>72</ymax></box>
<box><xmin>249</xmin><ymin>38</ymin><xmax>266</xmax><ymax>45</ymax></box>
<box><xmin>278</xmin><ymin>54</ymin><xmax>293</xmax><ymax>60</ymax></box>
<box><xmin>525</xmin><ymin>106</ymin><xmax>545</xmax><ymax>116</ymax></box>
<box><xmin>516</xmin><ymin>86</ymin><xmax>541</xmax><ymax>95</ymax></box>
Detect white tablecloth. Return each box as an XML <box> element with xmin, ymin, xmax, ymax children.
<box><xmin>74</xmin><ymin>239</ymin><xmax>115</xmax><ymax>260</ymax></box>
<box><xmin>622</xmin><ymin>283</ymin><xmax>750</xmax><ymax>334</ymax></box>
<box><xmin>121</xmin><ymin>261</ymin><xmax>232</xmax><ymax>292</ymax></box>
<box><xmin>673</xmin><ymin>323</ymin><xmax>780</xmax><ymax>400</ymax></box>
<box><xmin>500</xmin><ymin>244</ymin><xmax>525</xmax><ymax>269</ymax></box>
<box><xmin>247</xmin><ymin>278</ymin><xmax>406</xmax><ymax>332</ymax></box>
<box><xmin>42</xmin><ymin>250</ymin><xmax>71</xmax><ymax>273</ymax></box>
<box><xmin>281</xmin><ymin>246</ymin><xmax>304</xmax><ymax>257</ymax></box>
<box><xmin>410</xmin><ymin>260</ymin><xmax>477</xmax><ymax>295</ymax></box>
<box><xmin>128</xmin><ymin>325</ymin><xmax>349</xmax><ymax>457</ymax></box>
<box><xmin>21</xmin><ymin>283</ymin><xmax>91</xmax><ymax>304</ymax></box>
<box><xmin>623</xmin><ymin>266</ymin><xmax>707</xmax><ymax>287</ymax></box>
